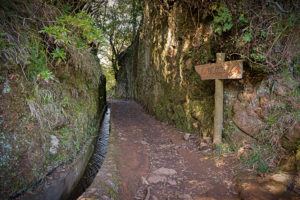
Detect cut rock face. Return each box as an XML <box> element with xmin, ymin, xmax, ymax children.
<box><xmin>233</xmin><ymin>103</ymin><xmax>264</xmax><ymax>137</ymax></box>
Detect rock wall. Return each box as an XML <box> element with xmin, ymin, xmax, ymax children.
<box><xmin>21</xmin><ymin>134</ymin><xmax>96</xmax><ymax>200</ymax></box>
<box><xmin>117</xmin><ymin>0</ymin><xmax>215</xmax><ymax>135</ymax></box>
<box><xmin>0</xmin><ymin>1</ymin><xmax>106</xmax><ymax>199</ymax></box>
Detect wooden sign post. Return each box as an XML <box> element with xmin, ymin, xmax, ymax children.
<box><xmin>194</xmin><ymin>53</ymin><xmax>243</xmax><ymax>145</ymax></box>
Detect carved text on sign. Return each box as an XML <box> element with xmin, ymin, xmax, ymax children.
<box><xmin>194</xmin><ymin>60</ymin><xmax>243</xmax><ymax>80</ymax></box>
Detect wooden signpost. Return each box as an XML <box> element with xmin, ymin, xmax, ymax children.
<box><xmin>194</xmin><ymin>53</ymin><xmax>243</xmax><ymax>145</ymax></box>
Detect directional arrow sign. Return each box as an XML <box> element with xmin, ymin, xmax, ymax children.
<box><xmin>194</xmin><ymin>54</ymin><xmax>243</xmax><ymax>145</ymax></box>
<box><xmin>194</xmin><ymin>60</ymin><xmax>243</xmax><ymax>80</ymax></box>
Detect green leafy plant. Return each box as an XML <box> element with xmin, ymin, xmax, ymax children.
<box><xmin>250</xmin><ymin>53</ymin><xmax>266</xmax><ymax>61</ymax></box>
<box><xmin>38</xmin><ymin>70</ymin><xmax>54</xmax><ymax>82</ymax></box>
<box><xmin>41</xmin><ymin>26</ymin><xmax>71</xmax><ymax>44</ymax></box>
<box><xmin>75</xmin><ymin>38</ymin><xmax>88</xmax><ymax>48</ymax></box>
<box><xmin>212</xmin><ymin>3</ymin><xmax>233</xmax><ymax>35</ymax></box>
<box><xmin>51</xmin><ymin>47</ymin><xmax>66</xmax><ymax>63</ymax></box>
<box><xmin>250</xmin><ymin>46</ymin><xmax>266</xmax><ymax>62</ymax></box>
<box><xmin>266</xmin><ymin>112</ymin><xmax>277</xmax><ymax>126</ymax></box>
<box><xmin>108</xmin><ymin>188</ymin><xmax>119</xmax><ymax>199</ymax></box>
<box><xmin>244</xmin><ymin>147</ymin><xmax>271</xmax><ymax>173</ymax></box>
<box><xmin>243</xmin><ymin>29</ymin><xmax>252</xmax><ymax>42</ymax></box>
<box><xmin>239</xmin><ymin>14</ymin><xmax>248</xmax><ymax>25</ymax></box>
<box><xmin>42</xmin><ymin>11</ymin><xmax>104</xmax><ymax>47</ymax></box>
<box><xmin>215</xmin><ymin>143</ymin><xmax>233</xmax><ymax>155</ymax></box>
<box><xmin>0</xmin><ymin>31</ymin><xmax>15</xmax><ymax>50</ymax></box>
<box><xmin>61</xmin><ymin>96</ymin><xmax>71</xmax><ymax>107</ymax></box>
<box><xmin>260</xmin><ymin>29</ymin><xmax>267</xmax><ymax>38</ymax></box>
<box><xmin>25</xmin><ymin>37</ymin><xmax>54</xmax><ymax>82</ymax></box>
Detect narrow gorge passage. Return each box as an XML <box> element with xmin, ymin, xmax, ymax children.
<box><xmin>110</xmin><ymin>99</ymin><xmax>238</xmax><ymax>199</ymax></box>
<box><xmin>1</xmin><ymin>1</ymin><xmax>299</xmax><ymax>199</ymax></box>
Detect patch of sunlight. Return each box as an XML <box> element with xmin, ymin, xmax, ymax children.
<box><xmin>162</xmin><ymin>28</ymin><xmax>172</xmax><ymax>82</ymax></box>
<box><xmin>162</xmin><ymin>24</ymin><xmax>178</xmax><ymax>83</ymax></box>
<box><xmin>179</xmin><ymin>57</ymin><xmax>184</xmax><ymax>87</ymax></box>
<box><xmin>215</xmin><ymin>159</ymin><xmax>226</xmax><ymax>167</ymax></box>
<box><xmin>224</xmin><ymin>179</ymin><xmax>233</xmax><ymax>187</ymax></box>
<box><xmin>185</xmin><ymin>94</ymin><xmax>191</xmax><ymax>115</ymax></box>
<box><xmin>183</xmin><ymin>39</ymin><xmax>191</xmax><ymax>52</ymax></box>
<box><xmin>193</xmin><ymin>24</ymin><xmax>212</xmax><ymax>47</ymax></box>
<box><xmin>265</xmin><ymin>183</ymin><xmax>286</xmax><ymax>194</ymax></box>
<box><xmin>199</xmin><ymin>157</ymin><xmax>209</xmax><ymax>161</ymax></box>
<box><xmin>145</xmin><ymin>2</ymin><xmax>150</xmax><ymax>20</ymax></box>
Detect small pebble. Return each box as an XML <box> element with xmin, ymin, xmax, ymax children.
<box><xmin>183</xmin><ymin>133</ymin><xmax>190</xmax><ymax>141</ymax></box>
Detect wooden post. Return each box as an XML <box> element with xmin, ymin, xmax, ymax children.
<box><xmin>213</xmin><ymin>53</ymin><xmax>225</xmax><ymax>145</ymax></box>
<box><xmin>194</xmin><ymin>53</ymin><xmax>243</xmax><ymax>145</ymax></box>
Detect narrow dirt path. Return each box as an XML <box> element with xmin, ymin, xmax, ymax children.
<box><xmin>111</xmin><ymin>99</ymin><xmax>239</xmax><ymax>200</ymax></box>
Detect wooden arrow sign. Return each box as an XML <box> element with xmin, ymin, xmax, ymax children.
<box><xmin>194</xmin><ymin>60</ymin><xmax>243</xmax><ymax>80</ymax></box>
<box><xmin>194</xmin><ymin>53</ymin><xmax>243</xmax><ymax>145</ymax></box>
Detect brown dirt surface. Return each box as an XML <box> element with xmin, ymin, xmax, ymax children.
<box><xmin>78</xmin><ymin>99</ymin><xmax>300</xmax><ymax>200</ymax></box>
<box><xmin>110</xmin><ymin>99</ymin><xmax>239</xmax><ymax>200</ymax></box>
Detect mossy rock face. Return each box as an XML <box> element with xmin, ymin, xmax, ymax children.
<box><xmin>117</xmin><ymin>0</ymin><xmax>214</xmax><ymax>135</ymax></box>
<box><xmin>0</xmin><ymin>1</ymin><xmax>106</xmax><ymax>198</ymax></box>
<box><xmin>190</xmin><ymin>100</ymin><xmax>209</xmax><ymax>122</ymax></box>
<box><xmin>296</xmin><ymin>149</ymin><xmax>300</xmax><ymax>170</ymax></box>
<box><xmin>156</xmin><ymin>101</ymin><xmax>170</xmax><ymax>123</ymax></box>
<box><xmin>1</xmin><ymin>56</ymin><xmax>106</xmax><ymax>198</ymax></box>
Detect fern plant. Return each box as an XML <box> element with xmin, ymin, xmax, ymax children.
<box><xmin>42</xmin><ymin>11</ymin><xmax>104</xmax><ymax>47</ymax></box>
<box><xmin>212</xmin><ymin>3</ymin><xmax>233</xmax><ymax>35</ymax></box>
<box><xmin>41</xmin><ymin>26</ymin><xmax>71</xmax><ymax>45</ymax></box>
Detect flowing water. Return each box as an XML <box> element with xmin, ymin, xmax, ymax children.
<box><xmin>69</xmin><ymin>105</ymin><xmax>111</xmax><ymax>200</ymax></box>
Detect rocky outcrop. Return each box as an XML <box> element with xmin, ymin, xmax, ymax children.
<box><xmin>233</xmin><ymin>102</ymin><xmax>264</xmax><ymax>138</ymax></box>
<box><xmin>224</xmin><ymin>76</ymin><xmax>299</xmax><ymax>152</ymax></box>
<box><xmin>236</xmin><ymin>171</ymin><xmax>299</xmax><ymax>200</ymax></box>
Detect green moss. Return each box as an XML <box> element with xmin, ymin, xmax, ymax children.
<box><xmin>155</xmin><ymin>94</ymin><xmax>171</xmax><ymax>123</ymax></box>
<box><xmin>172</xmin><ymin>104</ymin><xmax>187</xmax><ymax>130</ymax></box>
<box><xmin>190</xmin><ymin>100</ymin><xmax>206</xmax><ymax>121</ymax></box>
<box><xmin>155</xmin><ymin>104</ymin><xmax>166</xmax><ymax>122</ymax></box>
<box><xmin>194</xmin><ymin>43</ymin><xmax>213</xmax><ymax>64</ymax></box>
<box><xmin>296</xmin><ymin>149</ymin><xmax>300</xmax><ymax>165</ymax></box>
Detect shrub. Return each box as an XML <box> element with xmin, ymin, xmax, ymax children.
<box><xmin>211</xmin><ymin>3</ymin><xmax>233</xmax><ymax>35</ymax></box>
<box><xmin>42</xmin><ymin>11</ymin><xmax>105</xmax><ymax>47</ymax></box>
<box><xmin>25</xmin><ymin>37</ymin><xmax>54</xmax><ymax>82</ymax></box>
